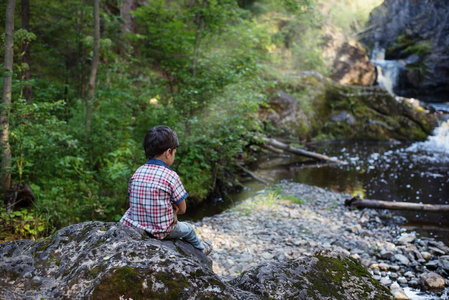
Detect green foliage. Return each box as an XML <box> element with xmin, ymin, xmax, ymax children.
<box><xmin>283</xmin><ymin>194</ymin><xmax>306</xmax><ymax>204</ymax></box>
<box><xmin>270</xmin><ymin>185</ymin><xmax>306</xmax><ymax>204</ymax></box>
<box><xmin>0</xmin><ymin>207</ymin><xmax>49</xmax><ymax>240</ymax></box>
<box><xmin>322</xmin><ymin>0</ymin><xmax>383</xmax><ymax>33</ymax></box>
<box><xmin>387</xmin><ymin>34</ymin><xmax>432</xmax><ymax>61</ymax></box>
<box><xmin>263</xmin><ymin>1</ymin><xmax>329</xmax><ymax>75</ymax></box>
<box><xmin>1</xmin><ymin>0</ymin><xmax>331</xmax><ymax>240</ymax></box>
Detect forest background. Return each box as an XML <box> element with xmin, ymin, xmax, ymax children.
<box><xmin>0</xmin><ymin>0</ymin><xmax>382</xmax><ymax>240</ymax></box>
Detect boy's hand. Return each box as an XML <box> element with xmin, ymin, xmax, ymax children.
<box><xmin>172</xmin><ymin>204</ymin><xmax>179</xmax><ymax>224</ymax></box>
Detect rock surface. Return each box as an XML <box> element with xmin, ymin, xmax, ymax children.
<box><xmin>195</xmin><ymin>183</ymin><xmax>449</xmax><ymax>299</ymax></box>
<box><xmin>1</xmin><ymin>183</ymin><xmax>448</xmax><ymax>299</ymax></box>
<box><xmin>321</xmin><ymin>27</ymin><xmax>376</xmax><ymax>86</ymax></box>
<box><xmin>259</xmin><ymin>72</ymin><xmax>438</xmax><ymax>141</ymax></box>
<box><xmin>0</xmin><ymin>219</ymin><xmax>392</xmax><ymax>299</ymax></box>
<box><xmin>231</xmin><ymin>249</ymin><xmax>393</xmax><ymax>299</ymax></box>
<box><xmin>0</xmin><ymin>222</ymin><xmax>239</xmax><ymax>299</ymax></box>
<box><xmin>361</xmin><ymin>0</ymin><xmax>449</xmax><ymax>102</ymax></box>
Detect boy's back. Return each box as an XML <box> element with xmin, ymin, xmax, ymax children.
<box><xmin>119</xmin><ymin>125</ymin><xmax>212</xmax><ymax>255</ymax></box>
<box><xmin>121</xmin><ymin>159</ymin><xmax>187</xmax><ymax>239</ymax></box>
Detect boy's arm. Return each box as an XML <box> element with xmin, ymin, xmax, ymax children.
<box><xmin>174</xmin><ymin>200</ymin><xmax>186</xmax><ymax>215</ymax></box>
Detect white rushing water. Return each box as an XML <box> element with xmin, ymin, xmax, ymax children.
<box><xmin>371</xmin><ymin>45</ymin><xmax>405</xmax><ymax>96</ymax></box>
<box><xmin>407</xmin><ymin>120</ymin><xmax>449</xmax><ymax>155</ymax></box>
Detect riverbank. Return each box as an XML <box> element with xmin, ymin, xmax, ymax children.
<box><xmin>194</xmin><ymin>182</ymin><xmax>449</xmax><ymax>299</ymax></box>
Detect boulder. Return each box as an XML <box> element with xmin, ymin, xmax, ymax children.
<box><xmin>321</xmin><ymin>27</ymin><xmax>376</xmax><ymax>86</ymax></box>
<box><xmin>231</xmin><ymin>250</ymin><xmax>393</xmax><ymax>299</ymax></box>
<box><xmin>0</xmin><ymin>222</ymin><xmax>247</xmax><ymax>299</ymax></box>
<box><xmin>0</xmin><ymin>222</ymin><xmax>394</xmax><ymax>299</ymax></box>
<box><xmin>259</xmin><ymin>90</ymin><xmax>312</xmax><ymax>140</ymax></box>
<box><xmin>361</xmin><ymin>0</ymin><xmax>449</xmax><ymax>102</ymax></box>
<box><xmin>260</xmin><ymin>73</ymin><xmax>438</xmax><ymax>142</ymax></box>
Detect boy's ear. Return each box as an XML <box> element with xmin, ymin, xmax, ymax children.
<box><xmin>165</xmin><ymin>148</ymin><xmax>172</xmax><ymax>157</ymax></box>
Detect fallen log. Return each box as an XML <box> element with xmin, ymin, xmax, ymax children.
<box><xmin>345</xmin><ymin>197</ymin><xmax>449</xmax><ymax>212</ymax></box>
<box><xmin>261</xmin><ymin>137</ymin><xmax>344</xmax><ymax>164</ymax></box>
<box><xmin>235</xmin><ymin>163</ymin><xmax>270</xmax><ymax>185</ymax></box>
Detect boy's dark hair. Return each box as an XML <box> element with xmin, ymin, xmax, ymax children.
<box><xmin>143</xmin><ymin>125</ymin><xmax>179</xmax><ymax>159</ymax></box>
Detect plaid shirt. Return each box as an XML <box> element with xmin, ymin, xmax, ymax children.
<box><xmin>120</xmin><ymin>159</ymin><xmax>188</xmax><ymax>239</ymax></box>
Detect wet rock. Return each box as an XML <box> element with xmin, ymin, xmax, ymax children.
<box><xmin>390</xmin><ymin>282</ymin><xmax>409</xmax><ymax>300</ymax></box>
<box><xmin>420</xmin><ymin>272</ymin><xmax>445</xmax><ymax>291</ymax></box>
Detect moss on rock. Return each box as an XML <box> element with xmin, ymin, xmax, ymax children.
<box><xmin>262</xmin><ymin>72</ymin><xmax>438</xmax><ymax>142</ymax></box>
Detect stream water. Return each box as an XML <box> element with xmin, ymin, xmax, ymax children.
<box><xmin>187</xmin><ymin>118</ymin><xmax>449</xmax><ymax>244</ymax></box>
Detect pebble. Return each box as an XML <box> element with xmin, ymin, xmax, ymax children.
<box><xmin>193</xmin><ymin>183</ymin><xmax>449</xmax><ymax>296</ymax></box>
<box><xmin>421</xmin><ymin>251</ymin><xmax>432</xmax><ymax>260</ymax></box>
<box><xmin>381</xmin><ymin>277</ymin><xmax>392</xmax><ymax>286</ymax></box>
<box><xmin>394</xmin><ymin>254</ymin><xmax>411</xmax><ymax>266</ymax></box>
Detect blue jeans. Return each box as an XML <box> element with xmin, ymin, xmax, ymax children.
<box><xmin>164</xmin><ymin>221</ymin><xmax>204</xmax><ymax>250</ymax></box>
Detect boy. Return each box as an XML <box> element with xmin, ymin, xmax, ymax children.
<box><xmin>120</xmin><ymin>125</ymin><xmax>212</xmax><ymax>255</ymax></box>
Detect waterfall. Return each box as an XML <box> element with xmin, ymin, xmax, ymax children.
<box><xmin>371</xmin><ymin>45</ymin><xmax>404</xmax><ymax>96</ymax></box>
<box><xmin>407</xmin><ymin>120</ymin><xmax>449</xmax><ymax>156</ymax></box>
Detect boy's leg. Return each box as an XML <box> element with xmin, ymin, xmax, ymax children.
<box><xmin>165</xmin><ymin>221</ymin><xmax>204</xmax><ymax>250</ymax></box>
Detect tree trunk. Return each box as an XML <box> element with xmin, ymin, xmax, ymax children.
<box><xmin>1</xmin><ymin>0</ymin><xmax>16</xmax><ymax>199</ymax></box>
<box><xmin>346</xmin><ymin>197</ymin><xmax>449</xmax><ymax>212</ymax></box>
<box><xmin>119</xmin><ymin>0</ymin><xmax>137</xmax><ymax>54</ymax></box>
<box><xmin>85</xmin><ymin>0</ymin><xmax>100</xmax><ymax>135</ymax></box>
<box><xmin>192</xmin><ymin>0</ymin><xmax>206</xmax><ymax>78</ymax></box>
<box><xmin>121</xmin><ymin>0</ymin><xmax>137</xmax><ymax>34</ymax></box>
<box><xmin>261</xmin><ymin>137</ymin><xmax>344</xmax><ymax>164</ymax></box>
<box><xmin>21</xmin><ymin>0</ymin><xmax>32</xmax><ymax>103</ymax></box>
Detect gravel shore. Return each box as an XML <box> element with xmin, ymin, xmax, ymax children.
<box><xmin>194</xmin><ymin>182</ymin><xmax>449</xmax><ymax>300</ymax></box>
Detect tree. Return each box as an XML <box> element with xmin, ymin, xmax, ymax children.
<box><xmin>21</xmin><ymin>0</ymin><xmax>32</xmax><ymax>102</ymax></box>
<box><xmin>85</xmin><ymin>0</ymin><xmax>100</xmax><ymax>135</ymax></box>
<box><xmin>192</xmin><ymin>0</ymin><xmax>206</xmax><ymax>78</ymax></box>
<box><xmin>1</xmin><ymin>0</ymin><xmax>16</xmax><ymax>200</ymax></box>
<box><xmin>121</xmin><ymin>0</ymin><xmax>137</xmax><ymax>35</ymax></box>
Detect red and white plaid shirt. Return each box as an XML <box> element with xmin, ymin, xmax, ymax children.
<box><xmin>120</xmin><ymin>159</ymin><xmax>188</xmax><ymax>239</ymax></box>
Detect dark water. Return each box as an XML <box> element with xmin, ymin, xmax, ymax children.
<box><xmin>186</xmin><ymin>120</ymin><xmax>449</xmax><ymax>244</ymax></box>
<box><xmin>256</xmin><ymin>120</ymin><xmax>449</xmax><ymax>243</ymax></box>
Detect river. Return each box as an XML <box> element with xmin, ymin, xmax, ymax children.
<box><xmin>187</xmin><ymin>117</ymin><xmax>449</xmax><ymax>244</ymax></box>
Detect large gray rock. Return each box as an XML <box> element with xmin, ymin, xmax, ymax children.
<box><xmin>0</xmin><ymin>222</ymin><xmax>394</xmax><ymax>299</ymax></box>
<box><xmin>231</xmin><ymin>250</ymin><xmax>393</xmax><ymax>299</ymax></box>
<box><xmin>0</xmin><ymin>222</ymin><xmax>247</xmax><ymax>299</ymax></box>
<box><xmin>362</xmin><ymin>0</ymin><xmax>449</xmax><ymax>102</ymax></box>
